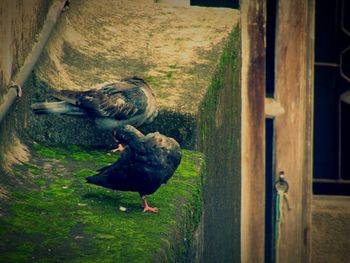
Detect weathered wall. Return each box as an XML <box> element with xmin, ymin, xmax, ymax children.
<box><xmin>0</xmin><ymin>0</ymin><xmax>52</xmax><ymax>98</ymax></box>
<box><xmin>0</xmin><ymin>0</ymin><xmax>53</xmax><ymax>174</ymax></box>
<box><xmin>197</xmin><ymin>26</ymin><xmax>241</xmax><ymax>263</ymax></box>
<box><xmin>312</xmin><ymin>196</ymin><xmax>350</xmax><ymax>263</ymax></box>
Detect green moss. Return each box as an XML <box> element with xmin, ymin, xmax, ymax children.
<box><xmin>33</xmin><ymin>179</ymin><xmax>47</xmax><ymax>186</ymax></box>
<box><xmin>143</xmin><ymin>76</ymin><xmax>160</xmax><ymax>88</ymax></box>
<box><xmin>196</xmin><ymin>25</ymin><xmax>241</xmax><ymax>261</ymax></box>
<box><xmin>32</xmin><ymin>143</ymin><xmax>66</xmax><ymax>160</ymax></box>
<box><xmin>165</xmin><ymin>72</ymin><xmax>173</xmax><ymax>79</ymax></box>
<box><xmin>0</xmin><ymin>144</ymin><xmax>203</xmax><ymax>262</ymax></box>
<box><xmin>198</xmin><ymin>25</ymin><xmax>241</xmax><ymax>150</ymax></box>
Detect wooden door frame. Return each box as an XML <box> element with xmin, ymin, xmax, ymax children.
<box><xmin>241</xmin><ymin>0</ymin><xmax>314</xmax><ymax>262</ymax></box>
<box><xmin>241</xmin><ymin>0</ymin><xmax>266</xmax><ymax>262</ymax></box>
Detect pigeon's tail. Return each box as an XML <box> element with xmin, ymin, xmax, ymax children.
<box><xmin>31</xmin><ymin>101</ymin><xmax>86</xmax><ymax>116</ymax></box>
<box><xmin>86</xmin><ymin>175</ymin><xmax>97</xmax><ymax>184</ymax></box>
<box><xmin>86</xmin><ymin>174</ymin><xmax>108</xmax><ymax>187</ymax></box>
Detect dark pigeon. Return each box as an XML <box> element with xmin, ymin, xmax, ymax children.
<box><xmin>86</xmin><ymin>125</ymin><xmax>182</xmax><ymax>213</ymax></box>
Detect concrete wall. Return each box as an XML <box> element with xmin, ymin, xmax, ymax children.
<box><xmin>197</xmin><ymin>26</ymin><xmax>241</xmax><ymax>263</ymax></box>
<box><xmin>0</xmin><ymin>0</ymin><xmax>52</xmax><ymax>97</ymax></box>
<box><xmin>0</xmin><ymin>0</ymin><xmax>53</xmax><ymax>174</ymax></box>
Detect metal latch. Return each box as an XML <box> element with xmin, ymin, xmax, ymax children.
<box><xmin>275</xmin><ymin>171</ymin><xmax>289</xmax><ymax>193</ymax></box>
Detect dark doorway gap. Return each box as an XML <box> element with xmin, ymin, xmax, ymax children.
<box><xmin>266</xmin><ymin>0</ymin><xmax>277</xmax><ymax>97</ymax></box>
<box><xmin>190</xmin><ymin>0</ymin><xmax>239</xmax><ymax>8</ymax></box>
<box><xmin>265</xmin><ymin>118</ymin><xmax>276</xmax><ymax>263</ymax></box>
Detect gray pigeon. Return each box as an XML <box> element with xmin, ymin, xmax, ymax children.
<box><xmin>31</xmin><ymin>76</ymin><xmax>158</xmax><ymax>130</ymax></box>
<box><xmin>86</xmin><ymin>125</ymin><xmax>182</xmax><ymax>213</ymax></box>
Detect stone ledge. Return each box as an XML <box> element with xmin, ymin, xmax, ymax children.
<box><xmin>0</xmin><ymin>144</ymin><xmax>204</xmax><ymax>262</ymax></box>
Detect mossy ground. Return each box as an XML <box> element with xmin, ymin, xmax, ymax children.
<box><xmin>0</xmin><ymin>143</ymin><xmax>203</xmax><ymax>262</ymax></box>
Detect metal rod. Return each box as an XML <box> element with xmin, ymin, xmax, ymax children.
<box><xmin>314</xmin><ymin>61</ymin><xmax>339</xmax><ymax>67</ymax></box>
<box><xmin>0</xmin><ymin>0</ymin><xmax>68</xmax><ymax>124</ymax></box>
<box><xmin>0</xmin><ymin>87</ymin><xmax>20</xmax><ymax>123</ymax></box>
<box><xmin>313</xmin><ymin>178</ymin><xmax>350</xmax><ymax>184</ymax></box>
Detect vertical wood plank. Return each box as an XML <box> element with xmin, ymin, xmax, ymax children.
<box><xmin>241</xmin><ymin>0</ymin><xmax>266</xmax><ymax>262</ymax></box>
<box><xmin>302</xmin><ymin>0</ymin><xmax>314</xmax><ymax>261</ymax></box>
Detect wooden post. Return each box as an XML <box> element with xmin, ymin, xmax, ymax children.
<box><xmin>241</xmin><ymin>0</ymin><xmax>266</xmax><ymax>262</ymax></box>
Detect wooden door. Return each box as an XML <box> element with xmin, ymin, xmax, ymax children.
<box><xmin>241</xmin><ymin>0</ymin><xmax>314</xmax><ymax>262</ymax></box>
<box><xmin>273</xmin><ymin>0</ymin><xmax>314</xmax><ymax>262</ymax></box>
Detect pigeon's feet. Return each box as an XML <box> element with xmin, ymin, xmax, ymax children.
<box><xmin>143</xmin><ymin>206</ymin><xmax>159</xmax><ymax>213</ymax></box>
<box><xmin>142</xmin><ymin>196</ymin><xmax>159</xmax><ymax>213</ymax></box>
<box><xmin>111</xmin><ymin>144</ymin><xmax>124</xmax><ymax>153</ymax></box>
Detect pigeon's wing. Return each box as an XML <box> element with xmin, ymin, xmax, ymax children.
<box><xmin>87</xmin><ymin>157</ymin><xmax>136</xmax><ymax>191</ymax></box>
<box><xmin>52</xmin><ymin>82</ymin><xmax>148</xmax><ymax>120</ymax></box>
<box><xmin>50</xmin><ymin>89</ymin><xmax>81</xmax><ymax>105</ymax></box>
<box><xmin>50</xmin><ymin>81</ymin><xmax>135</xmax><ymax>103</ymax></box>
<box><xmin>94</xmin><ymin>83</ymin><xmax>148</xmax><ymax>120</ymax></box>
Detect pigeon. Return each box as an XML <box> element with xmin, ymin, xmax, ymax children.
<box><xmin>31</xmin><ymin>76</ymin><xmax>158</xmax><ymax>130</ymax></box>
<box><xmin>86</xmin><ymin>125</ymin><xmax>182</xmax><ymax>213</ymax></box>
